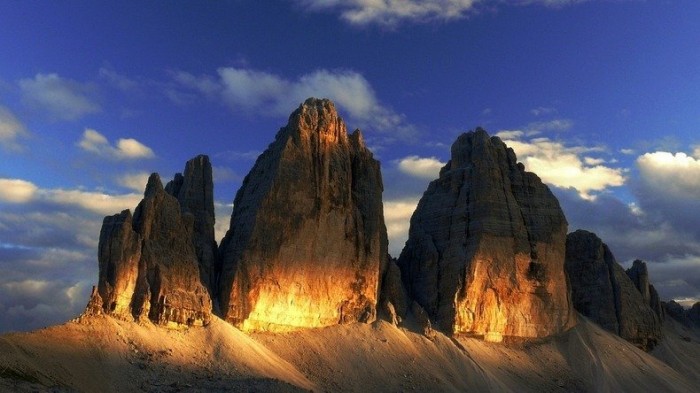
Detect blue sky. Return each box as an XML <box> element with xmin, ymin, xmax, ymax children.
<box><xmin>1</xmin><ymin>0</ymin><xmax>699</xmax><ymax>332</ymax></box>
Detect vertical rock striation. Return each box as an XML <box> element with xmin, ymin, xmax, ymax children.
<box><xmin>86</xmin><ymin>159</ymin><xmax>214</xmax><ymax>327</ymax></box>
<box><xmin>398</xmin><ymin>129</ymin><xmax>575</xmax><ymax>342</ymax></box>
<box><xmin>565</xmin><ymin>230</ymin><xmax>662</xmax><ymax>350</ymax></box>
<box><xmin>218</xmin><ymin>98</ymin><xmax>387</xmax><ymax>332</ymax></box>
<box><xmin>165</xmin><ymin>155</ymin><xmax>217</xmax><ymax>294</ymax></box>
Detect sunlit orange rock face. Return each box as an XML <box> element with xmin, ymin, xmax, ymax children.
<box><xmin>398</xmin><ymin>129</ymin><xmax>576</xmax><ymax>342</ymax></box>
<box><xmin>218</xmin><ymin>98</ymin><xmax>387</xmax><ymax>332</ymax></box>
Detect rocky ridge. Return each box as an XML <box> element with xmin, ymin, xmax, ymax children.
<box><xmin>397</xmin><ymin>129</ymin><xmax>575</xmax><ymax>342</ymax></box>
<box><xmin>81</xmin><ymin>98</ymin><xmax>680</xmax><ymax>354</ymax></box>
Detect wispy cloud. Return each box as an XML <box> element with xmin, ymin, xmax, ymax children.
<box><xmin>530</xmin><ymin>106</ymin><xmax>557</xmax><ymax>116</ymax></box>
<box><xmin>19</xmin><ymin>73</ymin><xmax>100</xmax><ymax>120</ymax></box>
<box><xmin>0</xmin><ymin>105</ymin><xmax>29</xmax><ymax>152</ymax></box>
<box><xmin>98</xmin><ymin>67</ymin><xmax>138</xmax><ymax>91</ymax></box>
<box><xmin>78</xmin><ymin>129</ymin><xmax>155</xmax><ymax>160</ymax></box>
<box><xmin>214</xmin><ymin>149</ymin><xmax>262</xmax><ymax>162</ymax></box>
<box><xmin>173</xmin><ymin>67</ymin><xmax>414</xmax><ymax>137</ymax></box>
<box><xmin>295</xmin><ymin>0</ymin><xmax>480</xmax><ymax>26</ymax></box>
<box><xmin>294</xmin><ymin>0</ymin><xmax>590</xmax><ymax>26</ymax></box>
<box><xmin>526</xmin><ymin>118</ymin><xmax>573</xmax><ymax>133</ymax></box>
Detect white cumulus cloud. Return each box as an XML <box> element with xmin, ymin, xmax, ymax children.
<box><xmin>497</xmin><ymin>132</ymin><xmax>625</xmax><ymax>199</ymax></box>
<box><xmin>0</xmin><ymin>178</ymin><xmax>39</xmax><ymax>203</ymax></box>
<box><xmin>637</xmin><ymin>152</ymin><xmax>700</xmax><ymax>199</ymax></box>
<box><xmin>19</xmin><ymin>73</ymin><xmax>100</xmax><ymax>120</ymax></box>
<box><xmin>78</xmin><ymin>128</ymin><xmax>155</xmax><ymax>160</ymax></box>
<box><xmin>395</xmin><ymin>155</ymin><xmax>445</xmax><ymax>179</ymax></box>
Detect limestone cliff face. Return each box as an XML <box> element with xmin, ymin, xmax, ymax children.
<box><xmin>565</xmin><ymin>230</ymin><xmax>662</xmax><ymax>350</ymax></box>
<box><xmin>218</xmin><ymin>98</ymin><xmax>387</xmax><ymax>332</ymax></box>
<box><xmin>87</xmin><ymin>160</ymin><xmax>214</xmax><ymax>327</ymax></box>
<box><xmin>398</xmin><ymin>129</ymin><xmax>575</xmax><ymax>342</ymax></box>
<box><xmin>95</xmin><ymin>209</ymin><xmax>142</xmax><ymax>318</ymax></box>
<box><xmin>165</xmin><ymin>155</ymin><xmax>217</xmax><ymax>293</ymax></box>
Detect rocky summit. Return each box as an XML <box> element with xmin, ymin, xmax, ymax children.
<box><xmin>397</xmin><ymin>129</ymin><xmax>575</xmax><ymax>342</ymax></box>
<box><xmin>565</xmin><ymin>230</ymin><xmax>662</xmax><ymax>350</ymax></box>
<box><xmin>217</xmin><ymin>98</ymin><xmax>387</xmax><ymax>332</ymax></box>
<box><xmin>87</xmin><ymin>162</ymin><xmax>214</xmax><ymax>327</ymax></box>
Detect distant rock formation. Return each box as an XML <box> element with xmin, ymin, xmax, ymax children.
<box><xmin>86</xmin><ymin>159</ymin><xmax>214</xmax><ymax>327</ymax></box>
<box><xmin>398</xmin><ymin>129</ymin><xmax>575</xmax><ymax>342</ymax></box>
<box><xmin>665</xmin><ymin>300</ymin><xmax>700</xmax><ymax>327</ymax></box>
<box><xmin>565</xmin><ymin>230</ymin><xmax>662</xmax><ymax>350</ymax></box>
<box><xmin>165</xmin><ymin>155</ymin><xmax>217</xmax><ymax>294</ymax></box>
<box><xmin>218</xmin><ymin>98</ymin><xmax>387</xmax><ymax>332</ymax></box>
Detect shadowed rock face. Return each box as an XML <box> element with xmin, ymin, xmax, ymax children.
<box><xmin>218</xmin><ymin>98</ymin><xmax>387</xmax><ymax>332</ymax></box>
<box><xmin>87</xmin><ymin>164</ymin><xmax>213</xmax><ymax>327</ymax></box>
<box><xmin>626</xmin><ymin>259</ymin><xmax>665</xmax><ymax>320</ymax></box>
<box><xmin>565</xmin><ymin>230</ymin><xmax>662</xmax><ymax>350</ymax></box>
<box><xmin>165</xmin><ymin>155</ymin><xmax>217</xmax><ymax>294</ymax></box>
<box><xmin>398</xmin><ymin>129</ymin><xmax>575</xmax><ymax>342</ymax></box>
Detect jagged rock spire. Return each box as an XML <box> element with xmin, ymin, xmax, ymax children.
<box><xmin>86</xmin><ymin>159</ymin><xmax>214</xmax><ymax>327</ymax></box>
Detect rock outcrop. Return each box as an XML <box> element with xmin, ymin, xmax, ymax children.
<box><xmin>165</xmin><ymin>155</ymin><xmax>217</xmax><ymax>294</ymax></box>
<box><xmin>565</xmin><ymin>230</ymin><xmax>662</xmax><ymax>350</ymax></box>
<box><xmin>378</xmin><ymin>257</ymin><xmax>408</xmax><ymax>325</ymax></box>
<box><xmin>397</xmin><ymin>129</ymin><xmax>575</xmax><ymax>342</ymax></box>
<box><xmin>218</xmin><ymin>98</ymin><xmax>387</xmax><ymax>332</ymax></box>
<box><xmin>87</xmin><ymin>161</ymin><xmax>214</xmax><ymax>327</ymax></box>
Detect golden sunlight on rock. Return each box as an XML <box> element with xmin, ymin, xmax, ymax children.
<box><xmin>218</xmin><ymin>98</ymin><xmax>386</xmax><ymax>331</ymax></box>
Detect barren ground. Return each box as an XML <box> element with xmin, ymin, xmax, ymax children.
<box><xmin>0</xmin><ymin>314</ymin><xmax>698</xmax><ymax>392</ymax></box>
